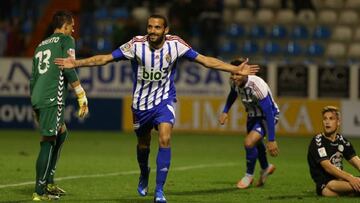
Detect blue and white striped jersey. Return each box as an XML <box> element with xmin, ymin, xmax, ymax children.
<box><xmin>112</xmin><ymin>35</ymin><xmax>198</xmax><ymax>110</ymax></box>
<box><xmin>230</xmin><ymin>75</ymin><xmax>279</xmax><ymax>118</ymax></box>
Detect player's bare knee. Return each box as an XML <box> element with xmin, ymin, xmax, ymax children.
<box><xmin>244</xmin><ymin>139</ymin><xmax>256</xmax><ymax>148</ymax></box>
<box><xmin>322</xmin><ymin>187</ymin><xmax>339</xmax><ymax>197</ymax></box>
<box><xmin>159</xmin><ymin>138</ymin><xmax>170</xmax><ymax>148</ymax></box>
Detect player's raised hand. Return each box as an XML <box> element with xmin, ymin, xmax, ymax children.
<box><xmin>236</xmin><ymin>58</ymin><xmax>260</xmax><ymax>75</ymax></box>
<box><xmin>267</xmin><ymin>141</ymin><xmax>279</xmax><ymax>157</ymax></box>
<box><xmin>218</xmin><ymin>113</ymin><xmax>228</xmax><ymax>125</ymax></box>
<box><xmin>54</xmin><ymin>57</ymin><xmax>76</xmax><ymax>69</ymax></box>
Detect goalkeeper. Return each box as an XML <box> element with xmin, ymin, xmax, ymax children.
<box><xmin>29</xmin><ymin>10</ymin><xmax>88</xmax><ymax>201</ymax></box>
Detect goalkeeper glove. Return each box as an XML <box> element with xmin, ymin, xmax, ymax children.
<box><xmin>74</xmin><ymin>85</ymin><xmax>89</xmax><ymax>118</ymax></box>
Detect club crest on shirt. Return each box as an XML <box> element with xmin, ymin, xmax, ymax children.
<box><xmin>121</xmin><ymin>42</ymin><xmax>131</xmax><ymax>53</ymax></box>
<box><xmin>165</xmin><ymin>54</ymin><xmax>171</xmax><ymax>63</ymax></box>
<box><xmin>338</xmin><ymin>144</ymin><xmax>344</xmax><ymax>152</ymax></box>
<box><xmin>318</xmin><ymin>147</ymin><xmax>327</xmax><ymax>157</ymax></box>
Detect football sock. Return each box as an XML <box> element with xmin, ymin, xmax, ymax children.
<box><xmin>35</xmin><ymin>141</ymin><xmax>54</xmax><ymax>195</ymax></box>
<box><xmin>47</xmin><ymin>130</ymin><xmax>68</xmax><ymax>184</ymax></box>
<box><xmin>256</xmin><ymin>141</ymin><xmax>269</xmax><ymax>170</ymax></box>
<box><xmin>137</xmin><ymin>145</ymin><xmax>150</xmax><ymax>176</ymax></box>
<box><xmin>156</xmin><ymin>147</ymin><xmax>171</xmax><ymax>191</ymax></box>
<box><xmin>245</xmin><ymin>146</ymin><xmax>258</xmax><ymax>175</ymax></box>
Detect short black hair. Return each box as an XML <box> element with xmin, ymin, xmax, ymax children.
<box><xmin>148</xmin><ymin>14</ymin><xmax>168</xmax><ymax>28</ymax></box>
<box><xmin>51</xmin><ymin>10</ymin><xmax>73</xmax><ymax>30</ymax></box>
<box><xmin>230</xmin><ymin>57</ymin><xmax>246</xmax><ymax>66</ymax></box>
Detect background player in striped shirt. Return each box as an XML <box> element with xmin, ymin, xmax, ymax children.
<box><xmin>30</xmin><ymin>10</ymin><xmax>88</xmax><ymax>201</ymax></box>
<box><xmin>219</xmin><ymin>58</ymin><xmax>279</xmax><ymax>189</ymax></box>
<box><xmin>307</xmin><ymin>106</ymin><xmax>360</xmax><ymax>196</ymax></box>
<box><xmin>55</xmin><ymin>14</ymin><xmax>259</xmax><ymax>203</ymax></box>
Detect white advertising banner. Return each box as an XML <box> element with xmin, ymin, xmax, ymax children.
<box><xmin>0</xmin><ymin>58</ymin><xmax>32</xmax><ymax>97</ymax></box>
<box><xmin>341</xmin><ymin>101</ymin><xmax>360</xmax><ymax>137</ymax></box>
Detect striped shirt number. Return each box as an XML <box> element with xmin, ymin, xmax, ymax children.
<box><xmin>35</xmin><ymin>49</ymin><xmax>51</xmax><ymax>74</ymax></box>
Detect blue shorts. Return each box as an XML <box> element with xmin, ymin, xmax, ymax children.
<box><xmin>246</xmin><ymin>116</ymin><xmax>267</xmax><ymax>137</ymax></box>
<box><xmin>132</xmin><ymin>99</ymin><xmax>176</xmax><ymax>136</ymax></box>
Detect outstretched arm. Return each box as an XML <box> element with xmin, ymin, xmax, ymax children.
<box><xmin>194</xmin><ymin>54</ymin><xmax>259</xmax><ymax>75</ymax></box>
<box><xmin>320</xmin><ymin>160</ymin><xmax>360</xmax><ymax>192</ymax></box>
<box><xmin>259</xmin><ymin>96</ymin><xmax>279</xmax><ymax>157</ymax></box>
<box><xmin>55</xmin><ymin>54</ymin><xmax>114</xmax><ymax>68</ymax></box>
<box><xmin>349</xmin><ymin>156</ymin><xmax>360</xmax><ymax>172</ymax></box>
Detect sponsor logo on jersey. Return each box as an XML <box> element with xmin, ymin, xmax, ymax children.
<box><xmin>318</xmin><ymin>147</ymin><xmax>327</xmax><ymax>157</ymax></box>
<box><xmin>330</xmin><ymin>152</ymin><xmax>343</xmax><ymax>169</ymax></box>
<box><xmin>142</xmin><ymin>68</ymin><xmax>164</xmax><ymax>81</ymax></box>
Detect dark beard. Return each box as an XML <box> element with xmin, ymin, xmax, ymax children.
<box><xmin>149</xmin><ymin>35</ymin><xmax>164</xmax><ymax>47</ymax></box>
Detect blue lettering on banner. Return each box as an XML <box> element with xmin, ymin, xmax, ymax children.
<box><xmin>120</xmin><ymin>63</ymin><xmax>133</xmax><ymax>83</ymax></box>
<box><xmin>98</xmin><ymin>64</ymin><xmax>115</xmax><ymax>83</ymax></box>
<box><xmin>0</xmin><ymin>97</ymin><xmax>123</xmax><ymax>130</ymax></box>
<box><xmin>184</xmin><ymin>64</ymin><xmax>200</xmax><ymax>84</ymax></box>
<box><xmin>205</xmin><ymin>69</ymin><xmax>223</xmax><ymax>85</ymax></box>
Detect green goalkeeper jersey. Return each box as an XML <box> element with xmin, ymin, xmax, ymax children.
<box><xmin>30</xmin><ymin>33</ymin><xmax>79</xmax><ymax>109</ymax></box>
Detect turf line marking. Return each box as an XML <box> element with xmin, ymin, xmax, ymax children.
<box><xmin>0</xmin><ymin>162</ymin><xmax>238</xmax><ymax>189</ymax></box>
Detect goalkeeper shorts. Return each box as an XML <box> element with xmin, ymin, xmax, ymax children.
<box><xmin>34</xmin><ymin>105</ymin><xmax>65</xmax><ymax>136</ymax></box>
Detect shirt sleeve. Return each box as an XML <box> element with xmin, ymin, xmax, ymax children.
<box><xmin>62</xmin><ymin>36</ymin><xmax>76</xmax><ymax>59</ymax></box>
<box><xmin>343</xmin><ymin>137</ymin><xmax>356</xmax><ymax>160</ymax></box>
<box><xmin>62</xmin><ymin>36</ymin><xmax>79</xmax><ymax>83</ymax></box>
<box><xmin>112</xmin><ymin>38</ymin><xmax>135</xmax><ymax>61</ymax></box>
<box><xmin>223</xmin><ymin>87</ymin><xmax>237</xmax><ymax>113</ymax></box>
<box><xmin>171</xmin><ymin>35</ymin><xmax>196</xmax><ymax>58</ymax></box>
<box><xmin>183</xmin><ymin>49</ymin><xmax>199</xmax><ymax>61</ymax></box>
<box><xmin>259</xmin><ymin>95</ymin><xmax>276</xmax><ymax>141</ymax></box>
<box><xmin>308</xmin><ymin>137</ymin><xmax>329</xmax><ymax>163</ymax></box>
<box><xmin>252</xmin><ymin>77</ymin><xmax>269</xmax><ymax>100</ymax></box>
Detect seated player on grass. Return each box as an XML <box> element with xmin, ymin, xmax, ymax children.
<box><xmin>307</xmin><ymin>106</ymin><xmax>360</xmax><ymax>196</ymax></box>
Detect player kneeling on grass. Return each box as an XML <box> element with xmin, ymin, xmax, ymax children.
<box><xmin>307</xmin><ymin>106</ymin><xmax>360</xmax><ymax>197</ymax></box>
<box><xmin>219</xmin><ymin>58</ymin><xmax>279</xmax><ymax>189</ymax></box>
<box><xmin>30</xmin><ymin>10</ymin><xmax>89</xmax><ymax>201</ymax></box>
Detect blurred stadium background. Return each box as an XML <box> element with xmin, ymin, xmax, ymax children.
<box><xmin>0</xmin><ymin>0</ymin><xmax>359</xmax><ymax>137</ymax></box>
<box><xmin>1</xmin><ymin>0</ymin><xmax>360</xmax><ymax>202</ymax></box>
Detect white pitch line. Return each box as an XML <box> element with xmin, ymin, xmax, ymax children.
<box><xmin>0</xmin><ymin>162</ymin><xmax>238</xmax><ymax>189</ymax></box>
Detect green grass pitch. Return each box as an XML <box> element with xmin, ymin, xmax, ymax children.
<box><xmin>0</xmin><ymin>130</ymin><xmax>359</xmax><ymax>202</ymax></box>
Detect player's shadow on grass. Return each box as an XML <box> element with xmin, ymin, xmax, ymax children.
<box><xmin>267</xmin><ymin>191</ymin><xmax>317</xmax><ymax>200</ymax></box>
